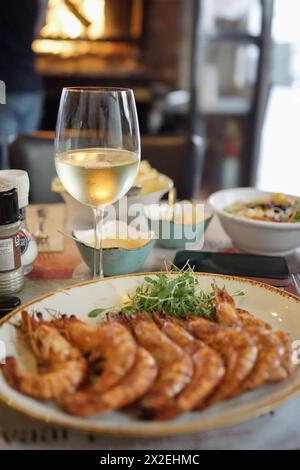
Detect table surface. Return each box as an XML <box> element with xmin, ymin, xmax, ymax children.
<box><xmin>1</xmin><ymin>214</ymin><xmax>300</xmax><ymax>450</ymax></box>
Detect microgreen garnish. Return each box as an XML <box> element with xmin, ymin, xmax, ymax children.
<box><xmin>122</xmin><ymin>263</ymin><xmax>244</xmax><ymax>321</ymax></box>
<box><xmin>88</xmin><ymin>307</ymin><xmax>112</xmax><ymax>318</ymax></box>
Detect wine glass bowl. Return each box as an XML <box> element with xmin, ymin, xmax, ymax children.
<box><xmin>55</xmin><ymin>147</ymin><xmax>139</xmax><ymax>207</ymax></box>
<box><xmin>54</xmin><ymin>87</ymin><xmax>141</xmax><ymax>277</ymax></box>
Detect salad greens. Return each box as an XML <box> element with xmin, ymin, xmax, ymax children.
<box><xmin>225</xmin><ymin>193</ymin><xmax>300</xmax><ymax>223</ymax></box>
<box><xmin>87</xmin><ymin>265</ymin><xmax>244</xmax><ymax>320</ymax></box>
<box><xmin>291</xmin><ymin>198</ymin><xmax>300</xmax><ymax>222</ymax></box>
<box><xmin>88</xmin><ymin>307</ymin><xmax>112</xmax><ymax>318</ymax></box>
<box><xmin>121</xmin><ymin>264</ymin><xmax>244</xmax><ymax>321</ymax></box>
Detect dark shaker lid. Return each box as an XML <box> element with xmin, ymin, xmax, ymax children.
<box><xmin>0</xmin><ymin>296</ymin><xmax>21</xmax><ymax>318</ymax></box>
<box><xmin>0</xmin><ymin>180</ymin><xmax>19</xmax><ymax>225</ymax></box>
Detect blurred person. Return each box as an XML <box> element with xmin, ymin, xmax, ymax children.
<box><xmin>0</xmin><ymin>0</ymin><xmax>48</xmax><ymax>168</ymax></box>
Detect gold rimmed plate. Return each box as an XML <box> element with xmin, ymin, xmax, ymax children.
<box><xmin>0</xmin><ymin>273</ymin><xmax>300</xmax><ymax>437</ymax></box>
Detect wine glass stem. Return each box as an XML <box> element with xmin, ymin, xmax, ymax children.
<box><xmin>92</xmin><ymin>206</ymin><xmax>105</xmax><ymax>278</ymax></box>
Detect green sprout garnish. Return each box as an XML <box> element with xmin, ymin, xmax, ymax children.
<box><xmin>122</xmin><ymin>263</ymin><xmax>244</xmax><ymax>321</ymax></box>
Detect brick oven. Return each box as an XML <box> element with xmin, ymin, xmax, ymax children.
<box><xmin>34</xmin><ymin>0</ymin><xmax>143</xmax><ymax>56</ymax></box>
<box><xmin>33</xmin><ymin>0</ymin><xmax>187</xmax><ymax>131</ymax></box>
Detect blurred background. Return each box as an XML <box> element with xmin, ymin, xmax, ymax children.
<box><xmin>1</xmin><ymin>0</ymin><xmax>299</xmax><ymax>199</ymax></box>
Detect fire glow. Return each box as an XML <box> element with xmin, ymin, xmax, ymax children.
<box><xmin>32</xmin><ymin>0</ymin><xmax>143</xmax><ymax>57</ymax></box>
<box><xmin>41</xmin><ymin>0</ymin><xmax>105</xmax><ymax>40</ymax></box>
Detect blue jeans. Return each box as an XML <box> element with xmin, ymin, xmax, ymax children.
<box><xmin>0</xmin><ymin>91</ymin><xmax>43</xmax><ymax>168</ymax></box>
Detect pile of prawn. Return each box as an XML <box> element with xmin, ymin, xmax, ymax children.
<box><xmin>0</xmin><ymin>286</ymin><xmax>297</xmax><ymax>420</ymax></box>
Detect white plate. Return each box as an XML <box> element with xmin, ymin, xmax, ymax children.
<box><xmin>0</xmin><ymin>273</ymin><xmax>300</xmax><ymax>437</ymax></box>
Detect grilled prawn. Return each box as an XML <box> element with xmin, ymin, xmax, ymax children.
<box><xmin>59</xmin><ymin>347</ymin><xmax>157</xmax><ymax>417</ymax></box>
<box><xmin>1</xmin><ymin>311</ymin><xmax>87</xmax><ymax>400</ymax></box>
<box><xmin>235</xmin><ymin>309</ymin><xmax>288</xmax><ymax>389</ymax></box>
<box><xmin>48</xmin><ymin>315</ymin><xmax>137</xmax><ymax>393</ymax></box>
<box><xmin>187</xmin><ymin>317</ymin><xmax>257</xmax><ymax>405</ymax></box>
<box><xmin>215</xmin><ymin>288</ymin><xmax>290</xmax><ymax>389</ymax></box>
<box><xmin>154</xmin><ymin>316</ymin><xmax>225</xmax><ymax>419</ymax></box>
<box><xmin>215</xmin><ymin>286</ymin><xmax>242</xmax><ymax>327</ymax></box>
<box><xmin>128</xmin><ymin>314</ymin><xmax>193</xmax><ymax>414</ymax></box>
<box><xmin>237</xmin><ymin>309</ymin><xmax>295</xmax><ymax>375</ymax></box>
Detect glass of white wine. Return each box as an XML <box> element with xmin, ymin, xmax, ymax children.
<box><xmin>55</xmin><ymin>87</ymin><xmax>140</xmax><ymax>278</ymax></box>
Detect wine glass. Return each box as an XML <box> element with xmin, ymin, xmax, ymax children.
<box><xmin>54</xmin><ymin>87</ymin><xmax>140</xmax><ymax>278</ymax></box>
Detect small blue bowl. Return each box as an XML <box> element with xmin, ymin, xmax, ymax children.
<box><xmin>154</xmin><ymin>215</ymin><xmax>212</xmax><ymax>249</ymax></box>
<box><xmin>74</xmin><ymin>235</ymin><xmax>155</xmax><ymax>277</ymax></box>
<box><xmin>144</xmin><ymin>203</ymin><xmax>213</xmax><ymax>249</ymax></box>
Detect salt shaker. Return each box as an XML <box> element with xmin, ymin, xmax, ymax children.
<box><xmin>0</xmin><ymin>181</ymin><xmax>24</xmax><ymax>294</ymax></box>
<box><xmin>0</xmin><ymin>170</ymin><xmax>38</xmax><ymax>274</ymax></box>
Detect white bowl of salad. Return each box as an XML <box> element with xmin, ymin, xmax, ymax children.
<box><xmin>209</xmin><ymin>187</ymin><xmax>300</xmax><ymax>256</ymax></box>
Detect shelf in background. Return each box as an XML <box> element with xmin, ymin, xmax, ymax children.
<box><xmin>205</xmin><ymin>31</ymin><xmax>262</xmax><ymax>45</ymax></box>
<box><xmin>155</xmin><ymin>95</ymin><xmax>251</xmax><ymax>117</ymax></box>
<box><xmin>202</xmin><ymin>96</ymin><xmax>251</xmax><ymax>116</ymax></box>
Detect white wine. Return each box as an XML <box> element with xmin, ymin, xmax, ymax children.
<box><xmin>55</xmin><ymin>148</ymin><xmax>139</xmax><ymax>207</ymax></box>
